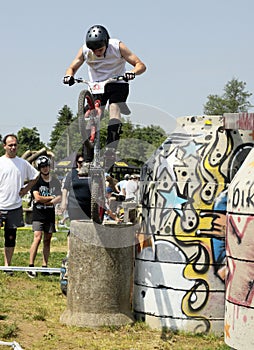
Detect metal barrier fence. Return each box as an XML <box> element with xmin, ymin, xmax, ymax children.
<box><xmin>0</xmin><ymin>266</ymin><xmax>61</xmax><ymax>273</ymax></box>
<box><xmin>0</xmin><ymin>340</ymin><xmax>23</xmax><ymax>349</ymax></box>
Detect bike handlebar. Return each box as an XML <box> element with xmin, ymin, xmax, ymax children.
<box><xmin>74</xmin><ymin>75</ymin><xmax>128</xmax><ymax>84</ymax></box>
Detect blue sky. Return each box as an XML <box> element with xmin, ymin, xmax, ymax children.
<box><xmin>1</xmin><ymin>0</ymin><xmax>254</xmax><ymax>143</ymax></box>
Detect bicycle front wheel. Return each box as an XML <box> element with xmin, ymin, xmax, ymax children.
<box><xmin>78</xmin><ymin>89</ymin><xmax>95</xmax><ymax>143</ymax></box>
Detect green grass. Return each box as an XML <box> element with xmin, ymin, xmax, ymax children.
<box><xmin>0</xmin><ymin>227</ymin><xmax>230</xmax><ymax>350</ymax></box>
<box><xmin>0</xmin><ymin>226</ymin><xmax>68</xmax><ymax>268</ymax></box>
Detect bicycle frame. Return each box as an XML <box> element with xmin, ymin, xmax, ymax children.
<box><xmin>76</xmin><ymin>76</ymin><xmax>125</xmax><ymax>167</ymax></box>
<box><xmin>76</xmin><ymin>76</ymin><xmax>126</xmax><ymax>224</ymax></box>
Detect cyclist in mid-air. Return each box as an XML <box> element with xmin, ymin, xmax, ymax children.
<box><xmin>63</xmin><ymin>24</ymin><xmax>146</xmax><ymax>164</ymax></box>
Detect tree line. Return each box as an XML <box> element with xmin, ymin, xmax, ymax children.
<box><xmin>0</xmin><ymin>78</ymin><xmax>253</xmax><ymax>165</ymax></box>
<box><xmin>0</xmin><ymin>105</ymin><xmax>167</xmax><ymax>167</ymax></box>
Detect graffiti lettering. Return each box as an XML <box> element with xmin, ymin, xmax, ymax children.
<box><xmin>224</xmin><ymin>113</ymin><xmax>254</xmax><ymax>130</ymax></box>
<box><xmin>247</xmin><ymin>190</ymin><xmax>254</xmax><ymax>207</ymax></box>
<box><xmin>238</xmin><ymin>113</ymin><xmax>254</xmax><ymax>130</ymax></box>
<box><xmin>232</xmin><ymin>184</ymin><xmax>254</xmax><ymax>208</ymax></box>
<box><xmin>232</xmin><ymin>188</ymin><xmax>240</xmax><ymax>207</ymax></box>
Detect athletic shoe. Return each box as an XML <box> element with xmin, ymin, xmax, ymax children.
<box><xmin>41</xmin><ymin>266</ymin><xmax>52</xmax><ymax>276</ymax></box>
<box><xmin>3</xmin><ymin>270</ymin><xmax>13</xmax><ymax>276</ymax></box>
<box><xmin>26</xmin><ymin>270</ymin><xmax>37</xmax><ymax>278</ymax></box>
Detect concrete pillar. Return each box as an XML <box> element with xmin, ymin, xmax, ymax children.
<box><xmin>135</xmin><ymin>116</ymin><xmax>228</xmax><ymax>334</ymax></box>
<box><xmin>60</xmin><ymin>220</ymin><xmax>135</xmax><ymax>327</ymax></box>
<box><xmin>135</xmin><ymin>114</ymin><xmax>254</xmax><ymax>334</ymax></box>
<box><xmin>225</xmin><ymin>148</ymin><xmax>254</xmax><ymax>349</ymax></box>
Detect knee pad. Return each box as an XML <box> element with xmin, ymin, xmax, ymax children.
<box><xmin>4</xmin><ymin>229</ymin><xmax>17</xmax><ymax>247</ymax></box>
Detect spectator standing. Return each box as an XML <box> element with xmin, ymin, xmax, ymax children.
<box><xmin>61</xmin><ymin>154</ymin><xmax>91</xmax><ymax>222</ymax></box>
<box><xmin>27</xmin><ymin>155</ymin><xmax>62</xmax><ymax>278</ymax></box>
<box><xmin>125</xmin><ymin>174</ymin><xmax>139</xmax><ymax>201</ymax></box>
<box><xmin>59</xmin><ymin>154</ymin><xmax>91</xmax><ymax>294</ymax></box>
<box><xmin>115</xmin><ymin>173</ymin><xmax>130</xmax><ymax>201</ymax></box>
<box><xmin>0</xmin><ymin>134</ymin><xmax>39</xmax><ymax>273</ymax></box>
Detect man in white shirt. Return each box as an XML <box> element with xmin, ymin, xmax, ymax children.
<box><xmin>125</xmin><ymin>174</ymin><xmax>139</xmax><ymax>201</ymax></box>
<box><xmin>0</xmin><ymin>134</ymin><xmax>39</xmax><ymax>271</ymax></box>
<box><xmin>115</xmin><ymin>173</ymin><xmax>130</xmax><ymax>201</ymax></box>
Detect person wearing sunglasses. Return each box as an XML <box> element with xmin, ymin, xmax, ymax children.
<box><xmin>0</xmin><ymin>134</ymin><xmax>39</xmax><ymax>274</ymax></box>
<box><xmin>60</xmin><ymin>153</ymin><xmax>91</xmax><ymax>294</ymax></box>
<box><xmin>60</xmin><ymin>154</ymin><xmax>91</xmax><ymax>253</ymax></box>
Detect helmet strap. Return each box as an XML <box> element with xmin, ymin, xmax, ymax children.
<box><xmin>104</xmin><ymin>44</ymin><xmax>108</xmax><ymax>58</ymax></box>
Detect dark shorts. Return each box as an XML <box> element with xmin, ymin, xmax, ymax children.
<box><xmin>0</xmin><ymin>207</ymin><xmax>24</xmax><ymax>229</ymax></box>
<box><xmin>32</xmin><ymin>221</ymin><xmax>56</xmax><ymax>234</ymax></box>
<box><xmin>95</xmin><ymin>83</ymin><xmax>131</xmax><ymax>115</ymax></box>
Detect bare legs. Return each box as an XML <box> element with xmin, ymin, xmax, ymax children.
<box><xmin>29</xmin><ymin>230</ymin><xmax>52</xmax><ymax>266</ymax></box>
<box><xmin>42</xmin><ymin>233</ymin><xmax>52</xmax><ymax>267</ymax></box>
<box><xmin>4</xmin><ymin>247</ymin><xmax>15</xmax><ymax>266</ymax></box>
<box><xmin>109</xmin><ymin>103</ymin><xmax>121</xmax><ymax>120</ymax></box>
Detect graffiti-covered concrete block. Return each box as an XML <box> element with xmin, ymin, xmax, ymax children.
<box><xmin>225</xmin><ymin>148</ymin><xmax>254</xmax><ymax>349</ymax></box>
<box><xmin>136</xmin><ymin>115</ymin><xmax>254</xmax><ymax>334</ymax></box>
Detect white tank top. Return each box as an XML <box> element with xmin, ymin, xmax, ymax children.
<box><xmin>82</xmin><ymin>38</ymin><xmax>126</xmax><ymax>82</ymax></box>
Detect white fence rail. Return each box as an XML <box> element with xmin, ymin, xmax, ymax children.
<box><xmin>0</xmin><ymin>340</ymin><xmax>23</xmax><ymax>349</ymax></box>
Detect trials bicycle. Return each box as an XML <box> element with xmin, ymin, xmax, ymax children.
<box><xmin>75</xmin><ymin>75</ymin><xmax>128</xmax><ymax>224</ymax></box>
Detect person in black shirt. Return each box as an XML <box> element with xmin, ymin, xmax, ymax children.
<box><xmin>61</xmin><ymin>153</ymin><xmax>91</xmax><ymax>221</ymax></box>
<box><xmin>27</xmin><ymin>155</ymin><xmax>62</xmax><ymax>278</ymax></box>
<box><xmin>59</xmin><ymin>153</ymin><xmax>92</xmax><ymax>295</ymax></box>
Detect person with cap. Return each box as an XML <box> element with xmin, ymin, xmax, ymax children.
<box><xmin>63</xmin><ymin>25</ymin><xmax>146</xmax><ymax>166</ymax></box>
<box><xmin>115</xmin><ymin>173</ymin><xmax>130</xmax><ymax>201</ymax></box>
<box><xmin>27</xmin><ymin>155</ymin><xmax>62</xmax><ymax>278</ymax></box>
<box><xmin>125</xmin><ymin>174</ymin><xmax>139</xmax><ymax>201</ymax></box>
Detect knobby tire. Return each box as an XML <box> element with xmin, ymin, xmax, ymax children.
<box><xmin>78</xmin><ymin>89</ymin><xmax>95</xmax><ymax>147</ymax></box>
<box><xmin>78</xmin><ymin>90</ymin><xmax>105</xmax><ymax>224</ymax></box>
<box><xmin>91</xmin><ymin>170</ymin><xmax>105</xmax><ymax>224</ymax></box>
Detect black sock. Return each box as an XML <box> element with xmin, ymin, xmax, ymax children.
<box><xmin>106</xmin><ymin>118</ymin><xmax>122</xmax><ymax>148</ymax></box>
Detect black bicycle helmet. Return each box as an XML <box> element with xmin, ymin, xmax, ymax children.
<box><xmin>86</xmin><ymin>25</ymin><xmax>110</xmax><ymax>50</ymax></box>
<box><xmin>36</xmin><ymin>155</ymin><xmax>51</xmax><ymax>169</ymax></box>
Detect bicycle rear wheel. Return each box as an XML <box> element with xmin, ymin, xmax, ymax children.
<box><xmin>90</xmin><ymin>169</ymin><xmax>105</xmax><ymax>224</ymax></box>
